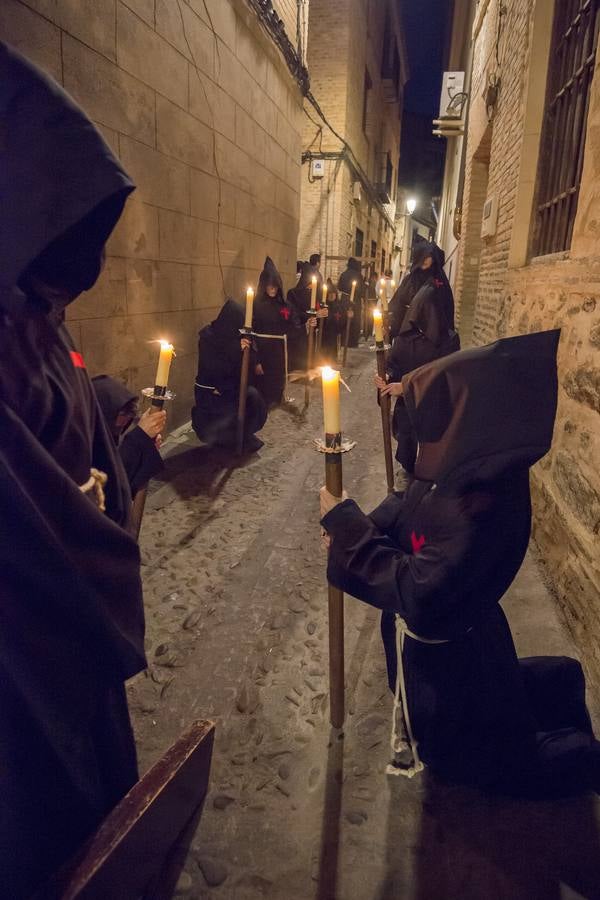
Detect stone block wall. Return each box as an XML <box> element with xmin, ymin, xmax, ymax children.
<box><xmin>455</xmin><ymin>0</ymin><xmax>531</xmax><ymax>345</ymax></box>
<box><xmin>450</xmin><ymin>0</ymin><xmax>600</xmax><ymax>693</ymax></box>
<box><xmin>1</xmin><ymin>0</ymin><xmax>305</xmax><ymax>426</ymax></box>
<box><xmin>505</xmin><ymin>258</ymin><xmax>600</xmax><ymax>693</ymax></box>
<box><xmin>298</xmin><ymin>0</ymin><xmax>404</xmax><ymax>283</ymax></box>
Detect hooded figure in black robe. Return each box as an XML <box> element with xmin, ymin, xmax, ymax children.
<box><xmin>388</xmin><ymin>242</ymin><xmax>434</xmax><ymax>340</ymax></box>
<box><xmin>320</xmin><ymin>279</ymin><xmax>343</xmax><ymax>363</ymax></box>
<box><xmin>253</xmin><ymin>257</ymin><xmax>303</xmax><ymax>405</ymax></box>
<box><xmin>191</xmin><ymin>299</ymin><xmax>267</xmax><ymax>452</ymax></box>
<box><xmin>338</xmin><ymin>257</ymin><xmax>364</xmax><ymax>347</ymax></box>
<box><xmin>0</xmin><ymin>43</ymin><xmax>146</xmax><ymax>897</ymax></box>
<box><xmin>92</xmin><ymin>375</ymin><xmax>165</xmax><ymax>496</ymax></box>
<box><xmin>388</xmin><ymin>242</ymin><xmax>459</xmax><ymax>473</ymax></box>
<box><xmin>287</xmin><ymin>260</ymin><xmax>321</xmax><ymax>370</ymax></box>
<box><xmin>322</xmin><ymin>330</ymin><xmax>600</xmax><ymax>797</ymax></box>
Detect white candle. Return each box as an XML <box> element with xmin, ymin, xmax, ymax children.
<box><xmin>311</xmin><ymin>275</ymin><xmax>318</xmax><ymax>310</ymax></box>
<box><xmin>321</xmin><ymin>366</ymin><xmax>341</xmax><ymax>435</ymax></box>
<box><xmin>379</xmin><ymin>288</ymin><xmax>389</xmax><ymax>313</ymax></box>
<box><xmin>155</xmin><ymin>340</ymin><xmax>174</xmax><ymax>387</ymax></box>
<box><xmin>321</xmin><ymin>283</ymin><xmax>328</xmax><ymax>306</ymax></box>
<box><xmin>349</xmin><ymin>280</ymin><xmax>357</xmax><ymax>304</ymax></box>
<box><xmin>244</xmin><ymin>287</ymin><xmax>254</xmax><ymax>329</ymax></box>
<box><xmin>373</xmin><ymin>308</ymin><xmax>384</xmax><ymax>343</ymax></box>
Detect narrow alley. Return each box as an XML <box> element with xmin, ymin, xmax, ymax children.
<box><xmin>130</xmin><ymin>349</ymin><xmax>600</xmax><ymax>900</ymax></box>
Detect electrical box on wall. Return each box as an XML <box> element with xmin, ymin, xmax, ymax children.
<box><xmin>310</xmin><ymin>158</ymin><xmax>325</xmax><ymax>179</ymax></box>
<box><xmin>439</xmin><ymin>71</ymin><xmax>465</xmax><ymax>118</ymax></box>
<box><xmin>481</xmin><ymin>195</ymin><xmax>498</xmax><ymax>238</ymax></box>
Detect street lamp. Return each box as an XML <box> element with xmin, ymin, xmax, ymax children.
<box><xmin>406</xmin><ymin>197</ymin><xmax>417</xmax><ymax>215</ymax></box>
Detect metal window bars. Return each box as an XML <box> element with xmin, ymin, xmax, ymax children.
<box><xmin>533</xmin><ymin>0</ymin><xmax>600</xmax><ymax>256</ymax></box>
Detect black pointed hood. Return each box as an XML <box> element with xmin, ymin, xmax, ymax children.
<box><xmin>403</xmin><ymin>330</ymin><xmax>561</xmax><ymax>486</ymax></box>
<box><xmin>0</xmin><ymin>42</ymin><xmax>134</xmax><ymax>310</ymax></box>
<box><xmin>400</xmin><ymin>241</ymin><xmax>455</xmax><ymax>335</ymax></box>
<box><xmin>257</xmin><ymin>256</ymin><xmax>284</xmax><ymax>299</ymax></box>
<box><xmin>209</xmin><ymin>298</ymin><xmax>245</xmax><ymax>337</ymax></box>
<box><xmin>295</xmin><ymin>260</ymin><xmax>318</xmax><ymax>292</ymax></box>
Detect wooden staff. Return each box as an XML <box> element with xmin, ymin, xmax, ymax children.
<box><xmin>236</xmin><ymin>334</ymin><xmax>251</xmax><ymax>455</ymax></box>
<box><xmin>305</xmin><ymin>278</ymin><xmax>318</xmax><ymax>406</ymax></box>
<box><xmin>316</xmin><ymin>284</ymin><xmax>327</xmax><ymax>358</ymax></box>
<box><xmin>341</xmin><ymin>280</ymin><xmax>357</xmax><ymax>367</ymax></box>
<box><xmin>321</xmin><ymin>367</ymin><xmax>345</xmax><ymax>728</ymax></box>
<box><xmin>237</xmin><ymin>289</ymin><xmax>255</xmax><ymax>454</ymax></box>
<box><xmin>325</xmin><ymin>448</ymin><xmax>345</xmax><ymax>728</ymax></box>
<box><xmin>305</xmin><ymin>324</ymin><xmax>316</xmax><ymax>406</ymax></box>
<box><xmin>131</xmin><ymin>367</ymin><xmax>171</xmax><ymax>538</ymax></box>
<box><xmin>341</xmin><ymin>307</ymin><xmax>352</xmax><ymax>367</ymax></box>
<box><xmin>373</xmin><ymin>311</ymin><xmax>395</xmax><ymax>493</ymax></box>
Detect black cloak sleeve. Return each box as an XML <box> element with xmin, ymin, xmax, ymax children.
<box><xmin>119</xmin><ymin>426</ymin><xmax>164</xmax><ymax>496</ymax></box>
<box><xmin>321</xmin><ymin>499</ymin><xmax>461</xmax><ymax>633</ymax></box>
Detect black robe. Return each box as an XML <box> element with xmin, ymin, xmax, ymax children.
<box><xmin>338</xmin><ymin>260</ymin><xmax>364</xmax><ymax>347</ymax></box>
<box><xmin>322</xmin><ymin>330</ymin><xmax>599</xmax><ymax>797</ymax></box>
<box><xmin>320</xmin><ymin>288</ymin><xmax>343</xmax><ymax>363</ymax></box>
<box><xmin>92</xmin><ymin>374</ymin><xmax>164</xmax><ymax>496</ymax></box>
<box><xmin>253</xmin><ymin>257</ymin><xmax>303</xmax><ymax>404</ymax></box>
<box><xmin>192</xmin><ymin>299</ymin><xmax>267</xmax><ymax>451</ymax></box>
<box><xmin>287</xmin><ymin>261</ymin><xmax>320</xmax><ymax>370</ymax></box>
<box><xmin>389</xmin><ymin>259</ymin><xmax>460</xmax><ymax>473</ymax></box>
<box><xmin>0</xmin><ymin>43</ymin><xmax>145</xmax><ymax>897</ymax></box>
<box><xmin>388</xmin><ymin>269</ymin><xmax>428</xmax><ymax>340</ymax></box>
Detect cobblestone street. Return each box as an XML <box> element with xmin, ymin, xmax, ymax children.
<box><xmin>129</xmin><ymin>347</ymin><xmax>600</xmax><ymax>900</ymax></box>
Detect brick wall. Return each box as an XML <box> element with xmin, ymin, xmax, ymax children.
<box><xmin>298</xmin><ymin>0</ymin><xmax>404</xmax><ymax>284</ymax></box>
<box><xmin>1</xmin><ymin>0</ymin><xmax>305</xmax><ymax>425</ymax></box>
<box><xmin>450</xmin><ymin>0</ymin><xmax>600</xmax><ymax>694</ymax></box>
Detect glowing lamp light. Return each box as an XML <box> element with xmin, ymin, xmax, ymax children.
<box><xmin>406</xmin><ymin>197</ymin><xmax>417</xmax><ymax>215</ymax></box>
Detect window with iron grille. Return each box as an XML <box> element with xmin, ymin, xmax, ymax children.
<box><xmin>355</xmin><ymin>228</ymin><xmax>364</xmax><ymax>258</ymax></box>
<box><xmin>532</xmin><ymin>0</ymin><xmax>600</xmax><ymax>256</ymax></box>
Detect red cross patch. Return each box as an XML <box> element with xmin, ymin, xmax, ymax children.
<box><xmin>280</xmin><ymin>307</ymin><xmax>290</xmax><ymax>320</ymax></box>
<box><xmin>411</xmin><ymin>531</ymin><xmax>426</xmax><ymax>554</ymax></box>
<box><xmin>70</xmin><ymin>351</ymin><xmax>86</xmax><ymax>368</ymax></box>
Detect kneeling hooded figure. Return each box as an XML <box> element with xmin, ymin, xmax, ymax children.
<box><xmin>321</xmin><ymin>329</ymin><xmax>600</xmax><ymax>797</ymax></box>
<box><xmin>192</xmin><ymin>299</ymin><xmax>267</xmax><ymax>453</ymax></box>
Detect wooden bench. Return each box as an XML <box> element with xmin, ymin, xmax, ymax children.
<box><xmin>40</xmin><ymin>719</ymin><xmax>215</xmax><ymax>900</ymax></box>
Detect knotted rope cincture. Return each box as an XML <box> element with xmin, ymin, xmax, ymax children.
<box><xmin>79</xmin><ymin>468</ymin><xmax>108</xmax><ymax>512</ymax></box>
<box><xmin>387</xmin><ymin>616</ymin><xmax>450</xmax><ymax>779</ymax></box>
<box><xmin>254</xmin><ymin>332</ymin><xmax>289</xmax><ymax>387</ymax></box>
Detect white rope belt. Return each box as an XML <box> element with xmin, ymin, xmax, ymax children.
<box><xmin>79</xmin><ymin>467</ymin><xmax>108</xmax><ymax>512</ymax></box>
<box><xmin>387</xmin><ymin>616</ymin><xmax>451</xmax><ymax>779</ymax></box>
<box><xmin>254</xmin><ymin>332</ymin><xmax>289</xmax><ymax>385</ymax></box>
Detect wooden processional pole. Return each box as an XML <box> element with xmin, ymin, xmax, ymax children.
<box><xmin>373</xmin><ymin>309</ymin><xmax>395</xmax><ymax>494</ymax></box>
<box><xmin>236</xmin><ymin>288</ymin><xmax>255</xmax><ymax>455</ymax></box>
<box><xmin>341</xmin><ymin>279</ymin><xmax>357</xmax><ymax>367</ymax></box>
<box><xmin>305</xmin><ymin>276</ymin><xmax>319</xmax><ymax>406</ymax></box>
<box><xmin>319</xmin><ymin>367</ymin><xmax>352</xmax><ymax>729</ymax></box>
<box><xmin>132</xmin><ymin>341</ymin><xmax>175</xmax><ymax>539</ymax></box>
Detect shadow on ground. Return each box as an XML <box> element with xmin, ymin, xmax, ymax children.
<box><xmin>378</xmin><ymin>774</ymin><xmax>600</xmax><ymax>900</ymax></box>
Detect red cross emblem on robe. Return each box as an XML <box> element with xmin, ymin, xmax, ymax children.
<box><xmin>411</xmin><ymin>531</ymin><xmax>426</xmax><ymax>554</ymax></box>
